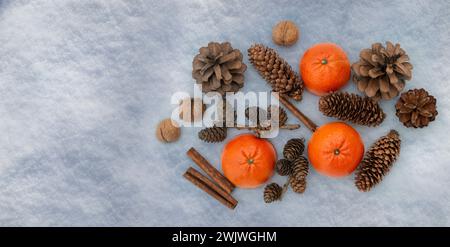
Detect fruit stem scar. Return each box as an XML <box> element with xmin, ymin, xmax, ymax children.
<box><xmin>321</xmin><ymin>58</ymin><xmax>328</xmax><ymax>65</ymax></box>
<box><xmin>247</xmin><ymin>158</ymin><xmax>254</xmax><ymax>165</ymax></box>
<box><xmin>334</xmin><ymin>148</ymin><xmax>340</xmax><ymax>155</ymax></box>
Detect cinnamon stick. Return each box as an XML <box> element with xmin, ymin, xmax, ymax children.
<box><xmin>183</xmin><ymin>167</ymin><xmax>237</xmax><ymax>210</ymax></box>
<box><xmin>187</xmin><ymin>147</ymin><xmax>235</xmax><ymax>194</ymax></box>
<box><xmin>188</xmin><ymin>167</ymin><xmax>237</xmax><ymax>206</ymax></box>
<box><xmin>274</xmin><ymin>93</ymin><xmax>318</xmax><ymax>132</ymax></box>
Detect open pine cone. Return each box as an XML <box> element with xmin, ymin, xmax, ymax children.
<box><xmin>193</xmin><ymin>42</ymin><xmax>247</xmax><ymax>95</ymax></box>
<box><xmin>395</xmin><ymin>88</ymin><xmax>438</xmax><ymax>128</ymax></box>
<box><xmin>352</xmin><ymin>41</ymin><xmax>413</xmax><ymax>101</ymax></box>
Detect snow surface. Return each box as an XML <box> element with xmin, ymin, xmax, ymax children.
<box><xmin>0</xmin><ymin>0</ymin><xmax>450</xmax><ymax>226</ymax></box>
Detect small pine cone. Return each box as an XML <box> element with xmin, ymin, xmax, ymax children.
<box><xmin>215</xmin><ymin>100</ymin><xmax>236</xmax><ymax>126</ymax></box>
<box><xmin>248</xmin><ymin>44</ymin><xmax>303</xmax><ymax>101</ymax></box>
<box><xmin>283</xmin><ymin>138</ymin><xmax>305</xmax><ymax>161</ymax></box>
<box><xmin>395</xmin><ymin>88</ymin><xmax>438</xmax><ymax>128</ymax></box>
<box><xmin>319</xmin><ymin>92</ymin><xmax>385</xmax><ymax>126</ymax></box>
<box><xmin>355</xmin><ymin>130</ymin><xmax>401</xmax><ymax>192</ymax></box>
<box><xmin>290</xmin><ymin>177</ymin><xmax>306</xmax><ymax>194</ymax></box>
<box><xmin>198</xmin><ymin>127</ymin><xmax>227</xmax><ymax>143</ymax></box>
<box><xmin>291</xmin><ymin>156</ymin><xmax>309</xmax><ymax>181</ymax></box>
<box><xmin>245</xmin><ymin>106</ymin><xmax>267</xmax><ymax>126</ymax></box>
<box><xmin>263</xmin><ymin>183</ymin><xmax>283</xmax><ymax>203</ymax></box>
<box><xmin>267</xmin><ymin>105</ymin><xmax>288</xmax><ymax>127</ymax></box>
<box><xmin>276</xmin><ymin>159</ymin><xmax>293</xmax><ymax>176</ymax></box>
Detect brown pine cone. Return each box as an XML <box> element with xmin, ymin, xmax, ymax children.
<box><xmin>355</xmin><ymin>130</ymin><xmax>401</xmax><ymax>192</ymax></box>
<box><xmin>193</xmin><ymin>42</ymin><xmax>246</xmax><ymax>95</ymax></box>
<box><xmin>245</xmin><ymin>106</ymin><xmax>267</xmax><ymax>126</ymax></box>
<box><xmin>395</xmin><ymin>88</ymin><xmax>438</xmax><ymax>128</ymax></box>
<box><xmin>248</xmin><ymin>44</ymin><xmax>303</xmax><ymax>101</ymax></box>
<box><xmin>267</xmin><ymin>105</ymin><xmax>288</xmax><ymax>127</ymax></box>
<box><xmin>276</xmin><ymin>159</ymin><xmax>293</xmax><ymax>176</ymax></box>
<box><xmin>198</xmin><ymin>126</ymin><xmax>227</xmax><ymax>143</ymax></box>
<box><xmin>245</xmin><ymin>105</ymin><xmax>288</xmax><ymax>130</ymax></box>
<box><xmin>352</xmin><ymin>41</ymin><xmax>413</xmax><ymax>101</ymax></box>
<box><xmin>263</xmin><ymin>183</ymin><xmax>283</xmax><ymax>203</ymax></box>
<box><xmin>291</xmin><ymin>156</ymin><xmax>309</xmax><ymax>181</ymax></box>
<box><xmin>283</xmin><ymin>138</ymin><xmax>305</xmax><ymax>161</ymax></box>
<box><xmin>290</xmin><ymin>177</ymin><xmax>306</xmax><ymax>194</ymax></box>
<box><xmin>319</xmin><ymin>91</ymin><xmax>385</xmax><ymax>126</ymax></box>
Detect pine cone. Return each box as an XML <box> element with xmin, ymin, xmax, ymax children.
<box><xmin>291</xmin><ymin>156</ymin><xmax>309</xmax><ymax>181</ymax></box>
<box><xmin>283</xmin><ymin>138</ymin><xmax>305</xmax><ymax>161</ymax></box>
<box><xmin>193</xmin><ymin>42</ymin><xmax>247</xmax><ymax>95</ymax></box>
<box><xmin>263</xmin><ymin>183</ymin><xmax>283</xmax><ymax>203</ymax></box>
<box><xmin>267</xmin><ymin>105</ymin><xmax>288</xmax><ymax>127</ymax></box>
<box><xmin>276</xmin><ymin>159</ymin><xmax>293</xmax><ymax>176</ymax></box>
<box><xmin>245</xmin><ymin>106</ymin><xmax>267</xmax><ymax>126</ymax></box>
<box><xmin>198</xmin><ymin>126</ymin><xmax>227</xmax><ymax>143</ymax></box>
<box><xmin>248</xmin><ymin>44</ymin><xmax>303</xmax><ymax>101</ymax></box>
<box><xmin>215</xmin><ymin>100</ymin><xmax>236</xmax><ymax>127</ymax></box>
<box><xmin>290</xmin><ymin>177</ymin><xmax>306</xmax><ymax>194</ymax></box>
<box><xmin>352</xmin><ymin>42</ymin><xmax>413</xmax><ymax>101</ymax></box>
<box><xmin>245</xmin><ymin>105</ymin><xmax>288</xmax><ymax>129</ymax></box>
<box><xmin>355</xmin><ymin>130</ymin><xmax>401</xmax><ymax>192</ymax></box>
<box><xmin>319</xmin><ymin>92</ymin><xmax>385</xmax><ymax>126</ymax></box>
<box><xmin>395</xmin><ymin>88</ymin><xmax>438</xmax><ymax>128</ymax></box>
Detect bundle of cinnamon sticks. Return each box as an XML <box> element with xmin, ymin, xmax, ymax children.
<box><xmin>183</xmin><ymin>147</ymin><xmax>238</xmax><ymax>209</ymax></box>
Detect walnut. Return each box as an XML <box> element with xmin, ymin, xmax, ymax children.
<box><xmin>156</xmin><ymin>118</ymin><xmax>180</xmax><ymax>143</ymax></box>
<box><xmin>179</xmin><ymin>97</ymin><xmax>205</xmax><ymax>123</ymax></box>
<box><xmin>272</xmin><ymin>20</ymin><xmax>299</xmax><ymax>46</ymax></box>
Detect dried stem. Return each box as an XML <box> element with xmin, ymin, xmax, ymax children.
<box><xmin>279</xmin><ymin>176</ymin><xmax>291</xmax><ymax>201</ymax></box>
<box><xmin>274</xmin><ymin>93</ymin><xmax>318</xmax><ymax>132</ymax></box>
<box><xmin>233</xmin><ymin>124</ymin><xmax>300</xmax><ymax>131</ymax></box>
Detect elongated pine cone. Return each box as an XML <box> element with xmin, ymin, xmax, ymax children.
<box><xmin>264</xmin><ymin>183</ymin><xmax>283</xmax><ymax>203</ymax></box>
<box><xmin>291</xmin><ymin>156</ymin><xmax>309</xmax><ymax>181</ymax></box>
<box><xmin>248</xmin><ymin>44</ymin><xmax>303</xmax><ymax>101</ymax></box>
<box><xmin>355</xmin><ymin>130</ymin><xmax>401</xmax><ymax>192</ymax></box>
<box><xmin>283</xmin><ymin>138</ymin><xmax>305</xmax><ymax>161</ymax></box>
<box><xmin>276</xmin><ymin>159</ymin><xmax>293</xmax><ymax>176</ymax></box>
<box><xmin>193</xmin><ymin>42</ymin><xmax>247</xmax><ymax>95</ymax></box>
<box><xmin>290</xmin><ymin>177</ymin><xmax>306</xmax><ymax>194</ymax></box>
<box><xmin>395</xmin><ymin>88</ymin><xmax>437</xmax><ymax>128</ymax></box>
<box><xmin>198</xmin><ymin>126</ymin><xmax>227</xmax><ymax>143</ymax></box>
<box><xmin>352</xmin><ymin>41</ymin><xmax>413</xmax><ymax>101</ymax></box>
<box><xmin>319</xmin><ymin>91</ymin><xmax>385</xmax><ymax>126</ymax></box>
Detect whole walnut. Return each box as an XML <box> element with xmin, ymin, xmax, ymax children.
<box><xmin>156</xmin><ymin>118</ymin><xmax>180</xmax><ymax>143</ymax></box>
<box><xmin>272</xmin><ymin>20</ymin><xmax>299</xmax><ymax>46</ymax></box>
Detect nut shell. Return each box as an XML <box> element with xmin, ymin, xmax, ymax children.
<box><xmin>272</xmin><ymin>20</ymin><xmax>299</xmax><ymax>46</ymax></box>
<box><xmin>156</xmin><ymin>118</ymin><xmax>180</xmax><ymax>143</ymax></box>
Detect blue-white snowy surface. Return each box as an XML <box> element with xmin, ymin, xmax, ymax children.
<box><xmin>0</xmin><ymin>0</ymin><xmax>449</xmax><ymax>226</ymax></box>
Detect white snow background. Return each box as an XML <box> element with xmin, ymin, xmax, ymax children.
<box><xmin>0</xmin><ymin>0</ymin><xmax>449</xmax><ymax>226</ymax></box>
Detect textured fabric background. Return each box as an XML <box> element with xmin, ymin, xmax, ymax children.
<box><xmin>0</xmin><ymin>0</ymin><xmax>449</xmax><ymax>226</ymax></box>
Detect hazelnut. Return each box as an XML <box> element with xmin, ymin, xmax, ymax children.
<box><xmin>272</xmin><ymin>20</ymin><xmax>299</xmax><ymax>46</ymax></box>
<box><xmin>179</xmin><ymin>97</ymin><xmax>206</xmax><ymax>123</ymax></box>
<box><xmin>156</xmin><ymin>118</ymin><xmax>180</xmax><ymax>143</ymax></box>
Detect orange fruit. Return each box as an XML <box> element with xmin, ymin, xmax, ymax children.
<box><xmin>300</xmin><ymin>43</ymin><xmax>351</xmax><ymax>95</ymax></box>
<box><xmin>308</xmin><ymin>122</ymin><xmax>364</xmax><ymax>177</ymax></box>
<box><xmin>222</xmin><ymin>134</ymin><xmax>277</xmax><ymax>188</ymax></box>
